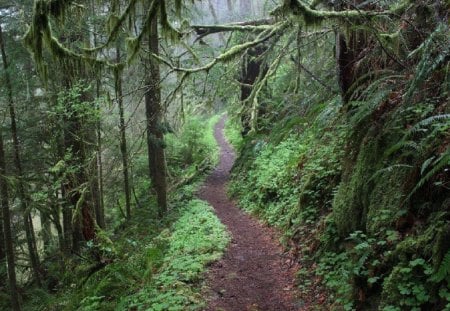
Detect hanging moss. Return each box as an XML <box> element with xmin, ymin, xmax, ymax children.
<box><xmin>159</xmin><ymin>0</ymin><xmax>181</xmax><ymax>42</ymax></box>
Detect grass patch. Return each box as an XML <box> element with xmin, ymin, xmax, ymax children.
<box><xmin>117</xmin><ymin>199</ymin><xmax>230</xmax><ymax>311</ymax></box>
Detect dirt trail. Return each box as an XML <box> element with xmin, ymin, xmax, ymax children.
<box><xmin>198</xmin><ymin>116</ymin><xmax>299</xmax><ymax>311</ymax></box>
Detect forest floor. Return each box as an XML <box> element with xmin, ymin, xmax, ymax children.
<box><xmin>198</xmin><ymin>116</ymin><xmax>300</xmax><ymax>311</ymax></box>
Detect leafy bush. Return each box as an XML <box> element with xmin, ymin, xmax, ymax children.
<box><xmin>166</xmin><ymin>115</ymin><xmax>219</xmax><ymax>177</ymax></box>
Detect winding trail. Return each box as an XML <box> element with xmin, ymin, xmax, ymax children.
<box><xmin>198</xmin><ymin>116</ymin><xmax>299</xmax><ymax>311</ymax></box>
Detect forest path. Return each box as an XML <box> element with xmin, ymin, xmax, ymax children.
<box><xmin>198</xmin><ymin>116</ymin><xmax>299</xmax><ymax>311</ymax></box>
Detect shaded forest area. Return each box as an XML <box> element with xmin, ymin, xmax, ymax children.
<box><xmin>0</xmin><ymin>0</ymin><xmax>449</xmax><ymax>310</ymax></box>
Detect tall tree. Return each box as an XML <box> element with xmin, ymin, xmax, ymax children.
<box><xmin>0</xmin><ymin>22</ymin><xmax>41</xmax><ymax>287</ymax></box>
<box><xmin>115</xmin><ymin>48</ymin><xmax>132</xmax><ymax>220</ymax></box>
<box><xmin>0</xmin><ymin>116</ymin><xmax>20</xmax><ymax>311</ymax></box>
<box><xmin>145</xmin><ymin>15</ymin><xmax>167</xmax><ymax>217</ymax></box>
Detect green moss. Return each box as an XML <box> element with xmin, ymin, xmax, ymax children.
<box><xmin>366</xmin><ymin>167</ymin><xmax>412</xmax><ymax>234</ymax></box>
<box><xmin>333</xmin><ymin>131</ymin><xmax>381</xmax><ymax>237</ymax></box>
<box><xmin>118</xmin><ymin>199</ymin><xmax>230</xmax><ymax>310</ymax></box>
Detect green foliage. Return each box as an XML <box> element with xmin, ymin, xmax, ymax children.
<box><xmin>166</xmin><ymin>115</ymin><xmax>219</xmax><ymax>177</ymax></box>
<box><xmin>404</xmin><ymin>23</ymin><xmax>450</xmax><ymax>103</ymax></box>
<box><xmin>316</xmin><ymin>250</ymin><xmax>354</xmax><ymax>309</ymax></box>
<box><xmin>382</xmin><ymin>258</ymin><xmax>433</xmax><ymax>310</ymax></box>
<box><xmin>117</xmin><ymin>199</ymin><xmax>229</xmax><ymax>310</ymax></box>
<box><xmin>224</xmin><ymin>115</ymin><xmax>244</xmax><ymax>151</ymax></box>
<box><xmin>230</xmin><ymin>96</ymin><xmax>344</xmax><ymax>245</ymax></box>
<box><xmin>432</xmin><ymin>250</ymin><xmax>450</xmax><ymax>283</ymax></box>
<box><xmin>230</xmin><ymin>134</ymin><xmax>306</xmax><ymax>228</ymax></box>
<box><xmin>29</xmin><ymin>196</ymin><xmax>228</xmax><ymax>311</ymax></box>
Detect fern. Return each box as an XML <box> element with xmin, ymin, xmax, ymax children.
<box><xmin>431</xmin><ymin>250</ymin><xmax>450</xmax><ymax>283</ymax></box>
<box><xmin>404</xmin><ymin>23</ymin><xmax>450</xmax><ymax>103</ymax></box>
<box><xmin>408</xmin><ymin>148</ymin><xmax>450</xmax><ymax>199</ymax></box>
<box><xmin>384</xmin><ymin>140</ymin><xmax>422</xmax><ymax>158</ymax></box>
<box><xmin>421</xmin><ymin>156</ymin><xmax>435</xmax><ymax>175</ymax></box>
<box><xmin>368</xmin><ymin>164</ymin><xmax>413</xmax><ymax>183</ymax></box>
<box><xmin>409</xmin><ymin>114</ymin><xmax>450</xmax><ymax>135</ymax></box>
<box><xmin>385</xmin><ymin>114</ymin><xmax>450</xmax><ymax>158</ymax></box>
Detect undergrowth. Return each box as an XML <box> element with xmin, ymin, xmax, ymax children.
<box><xmin>20</xmin><ymin>115</ymin><xmax>228</xmax><ymax>311</ymax></box>
<box><xmin>116</xmin><ymin>199</ymin><xmax>229</xmax><ymax>311</ymax></box>
<box><xmin>228</xmin><ymin>22</ymin><xmax>449</xmax><ymax>310</ymax></box>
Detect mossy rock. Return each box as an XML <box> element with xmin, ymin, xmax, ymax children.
<box><xmin>366</xmin><ymin>167</ymin><xmax>413</xmax><ymax>235</ymax></box>
<box><xmin>333</xmin><ymin>132</ymin><xmax>381</xmax><ymax>237</ymax></box>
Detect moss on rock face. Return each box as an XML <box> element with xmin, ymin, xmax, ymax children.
<box><xmin>366</xmin><ymin>167</ymin><xmax>412</xmax><ymax>235</ymax></box>
<box><xmin>333</xmin><ymin>129</ymin><xmax>381</xmax><ymax>237</ymax></box>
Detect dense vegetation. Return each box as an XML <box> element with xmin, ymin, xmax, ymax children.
<box><xmin>0</xmin><ymin>0</ymin><xmax>448</xmax><ymax>310</ymax></box>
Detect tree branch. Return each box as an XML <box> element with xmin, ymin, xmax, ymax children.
<box><xmin>287</xmin><ymin>0</ymin><xmax>412</xmax><ymax>21</ymax></box>
<box><xmin>153</xmin><ymin>22</ymin><xmax>288</xmax><ymax>74</ymax></box>
<box><xmin>192</xmin><ymin>18</ymin><xmax>275</xmax><ymax>37</ymax></box>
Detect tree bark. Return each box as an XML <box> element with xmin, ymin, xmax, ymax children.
<box><xmin>40</xmin><ymin>211</ymin><xmax>52</xmax><ymax>254</ymax></box>
<box><xmin>239</xmin><ymin>45</ymin><xmax>268</xmax><ymax>135</ymax></box>
<box><xmin>91</xmin><ymin>9</ymin><xmax>105</xmax><ymax>229</ymax></box>
<box><xmin>0</xmin><ymin>23</ymin><xmax>42</xmax><ymax>287</ymax></box>
<box><xmin>145</xmin><ymin>17</ymin><xmax>167</xmax><ymax>217</ymax></box>
<box><xmin>62</xmin><ymin>91</ymin><xmax>96</xmax><ymax>249</ymax></box>
<box><xmin>61</xmin><ymin>184</ymin><xmax>73</xmax><ymax>255</ymax></box>
<box><xmin>0</xmin><ymin>126</ymin><xmax>21</xmax><ymax>311</ymax></box>
<box><xmin>116</xmin><ymin>48</ymin><xmax>132</xmax><ymax>220</ymax></box>
<box><xmin>333</xmin><ymin>1</ymin><xmax>373</xmax><ymax>103</ymax></box>
<box><xmin>0</xmin><ymin>195</ymin><xmax>5</xmax><ymax>286</ymax></box>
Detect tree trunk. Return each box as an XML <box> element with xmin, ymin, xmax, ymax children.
<box><xmin>62</xmin><ymin>101</ymin><xmax>96</xmax><ymax>249</ymax></box>
<box><xmin>91</xmin><ymin>14</ymin><xmax>105</xmax><ymax>229</ymax></box>
<box><xmin>116</xmin><ymin>48</ymin><xmax>132</xmax><ymax>220</ymax></box>
<box><xmin>334</xmin><ymin>1</ymin><xmax>371</xmax><ymax>103</ymax></box>
<box><xmin>145</xmin><ymin>17</ymin><xmax>167</xmax><ymax>217</ymax></box>
<box><xmin>40</xmin><ymin>211</ymin><xmax>52</xmax><ymax>254</ymax></box>
<box><xmin>61</xmin><ymin>184</ymin><xmax>73</xmax><ymax>255</ymax></box>
<box><xmin>0</xmin><ymin>23</ymin><xmax>42</xmax><ymax>287</ymax></box>
<box><xmin>95</xmin><ymin>118</ymin><xmax>105</xmax><ymax>228</ymax></box>
<box><xmin>0</xmin><ymin>128</ymin><xmax>21</xmax><ymax>311</ymax></box>
<box><xmin>239</xmin><ymin>45</ymin><xmax>268</xmax><ymax>135</ymax></box>
<box><xmin>0</xmin><ymin>202</ymin><xmax>5</xmax><ymax>286</ymax></box>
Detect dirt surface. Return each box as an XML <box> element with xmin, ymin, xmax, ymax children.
<box><xmin>198</xmin><ymin>116</ymin><xmax>300</xmax><ymax>311</ymax></box>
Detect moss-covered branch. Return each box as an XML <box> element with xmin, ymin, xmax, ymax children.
<box><xmin>151</xmin><ymin>22</ymin><xmax>288</xmax><ymax>74</ymax></box>
<box><xmin>287</xmin><ymin>0</ymin><xmax>412</xmax><ymax>22</ymax></box>
<box><xmin>192</xmin><ymin>18</ymin><xmax>275</xmax><ymax>37</ymax></box>
<box><xmin>23</xmin><ymin>0</ymin><xmax>122</xmax><ymax>81</ymax></box>
<box><xmin>247</xmin><ymin>33</ymin><xmax>292</xmax><ymax>133</ymax></box>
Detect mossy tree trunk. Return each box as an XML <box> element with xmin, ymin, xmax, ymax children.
<box><xmin>239</xmin><ymin>45</ymin><xmax>268</xmax><ymax>135</ymax></box>
<box><xmin>145</xmin><ymin>17</ymin><xmax>167</xmax><ymax>217</ymax></box>
<box><xmin>60</xmin><ymin>82</ymin><xmax>97</xmax><ymax>250</ymax></box>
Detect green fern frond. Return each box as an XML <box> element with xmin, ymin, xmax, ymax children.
<box><xmin>411</xmin><ymin>114</ymin><xmax>450</xmax><ymax>132</ymax></box>
<box><xmin>404</xmin><ymin>23</ymin><xmax>450</xmax><ymax>103</ymax></box>
<box><xmin>369</xmin><ymin>164</ymin><xmax>414</xmax><ymax>183</ymax></box>
<box><xmin>408</xmin><ymin>149</ymin><xmax>450</xmax><ymax>199</ymax></box>
<box><xmin>421</xmin><ymin>156</ymin><xmax>436</xmax><ymax>175</ymax></box>
<box><xmin>431</xmin><ymin>250</ymin><xmax>450</xmax><ymax>282</ymax></box>
<box><xmin>384</xmin><ymin>140</ymin><xmax>422</xmax><ymax>158</ymax></box>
